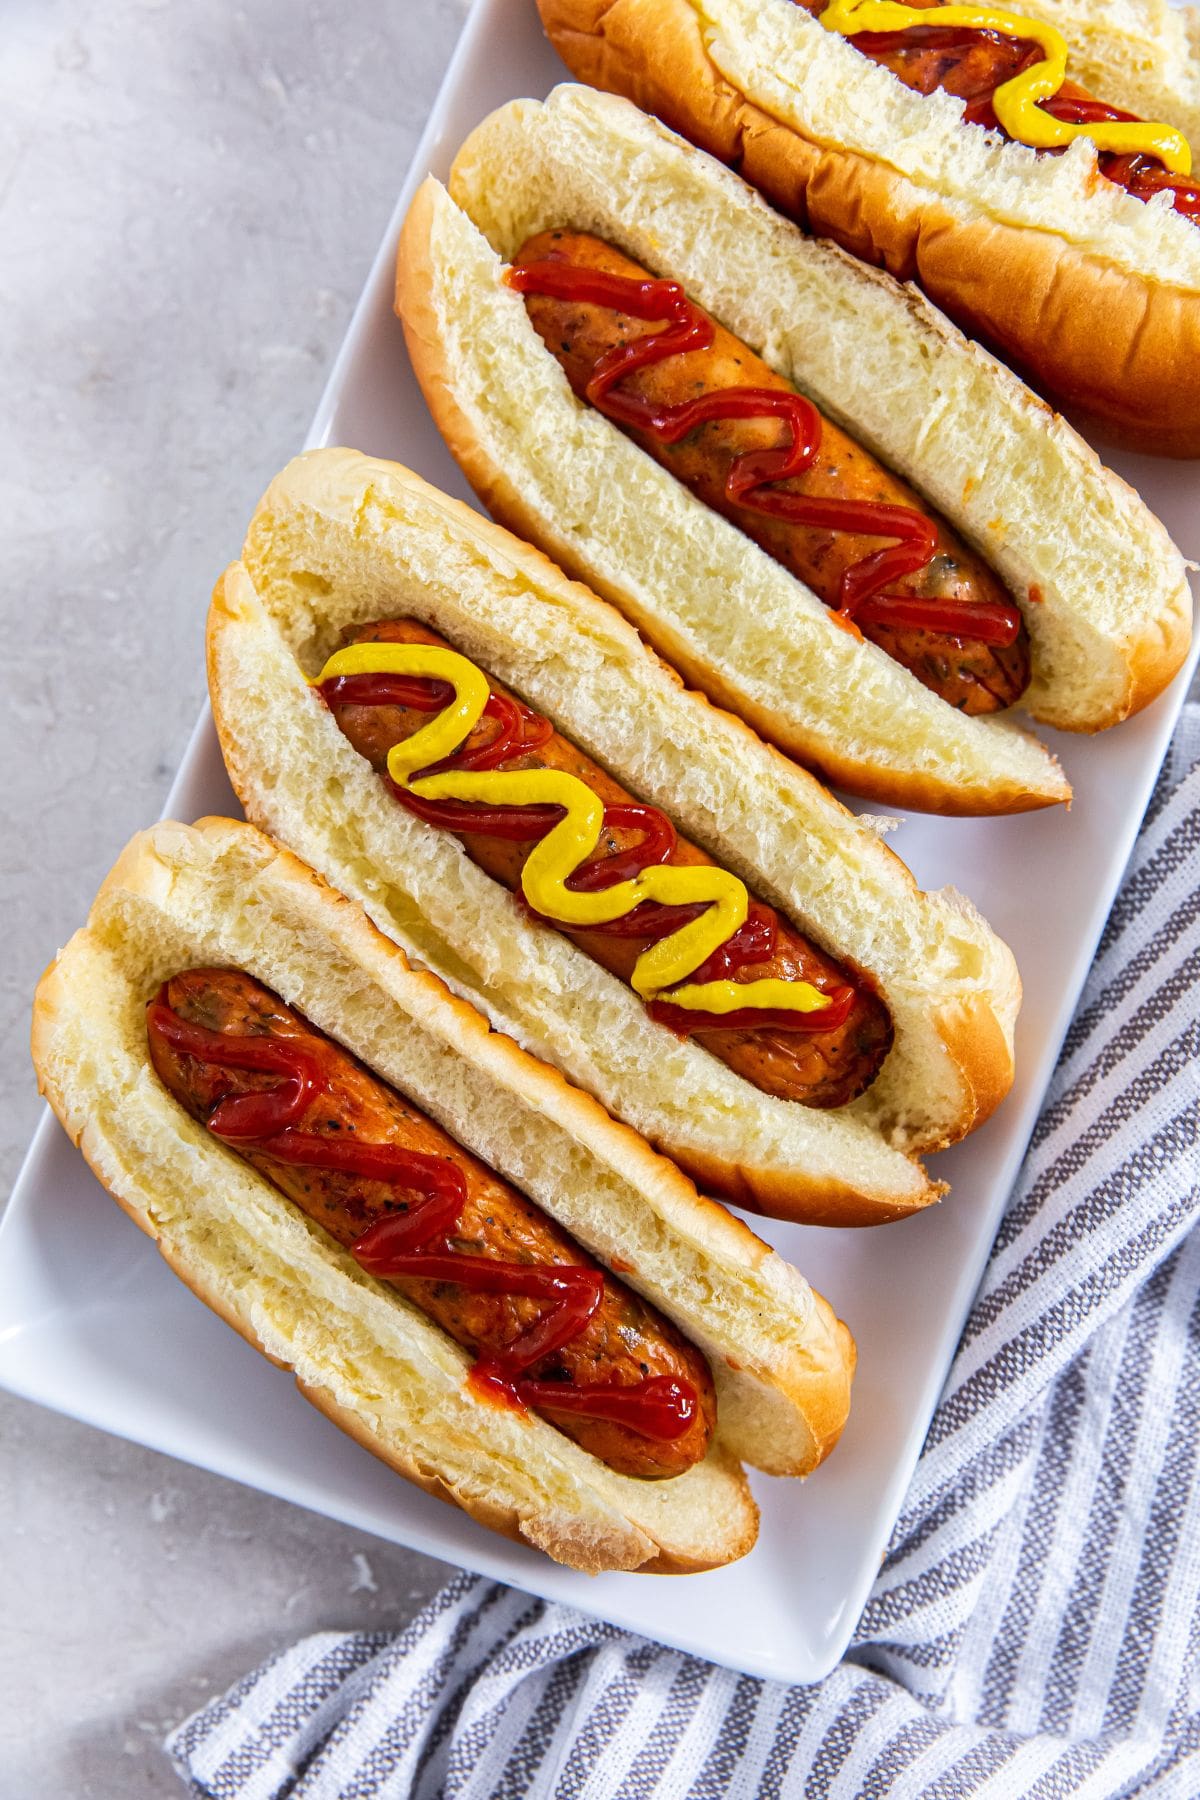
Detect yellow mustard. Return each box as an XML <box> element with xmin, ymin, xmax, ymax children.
<box><xmin>818</xmin><ymin>0</ymin><xmax>1192</xmax><ymax>175</ymax></box>
<box><xmin>312</xmin><ymin>641</ymin><xmax>835</xmax><ymax>1019</ymax></box>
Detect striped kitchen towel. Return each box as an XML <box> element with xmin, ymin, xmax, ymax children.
<box><xmin>168</xmin><ymin>706</ymin><xmax>1200</xmax><ymax>1800</ymax></box>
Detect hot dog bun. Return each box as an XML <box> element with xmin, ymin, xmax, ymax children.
<box><xmin>536</xmin><ymin>4</ymin><xmax>1200</xmax><ymax>456</ymax></box>
<box><xmin>208</xmin><ymin>447</ymin><xmax>1021</xmax><ymax>1225</ymax></box>
<box><xmin>394</xmin><ymin>86</ymin><xmax>1189</xmax><ymax>815</ymax></box>
<box><xmin>32</xmin><ymin>818</ymin><xmax>859</xmax><ymax>1572</ymax></box>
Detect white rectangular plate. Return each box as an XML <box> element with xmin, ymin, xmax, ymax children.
<box><xmin>3</xmin><ymin>0</ymin><xmax>1198</xmax><ymax>1685</ymax></box>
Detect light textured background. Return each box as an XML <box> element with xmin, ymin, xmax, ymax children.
<box><xmin>1</xmin><ymin>2</ymin><xmax>470</xmax><ymax>1794</ymax></box>
<box><xmin>5</xmin><ymin>4</ymin><xmax>1199</xmax><ymax>1797</ymax></box>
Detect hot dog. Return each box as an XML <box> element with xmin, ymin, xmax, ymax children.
<box><xmin>791</xmin><ymin>0</ymin><xmax>1200</xmax><ymax>219</ymax></box>
<box><xmin>511</xmin><ymin>228</ymin><xmax>1031</xmax><ymax>716</ymax></box>
<box><xmin>321</xmin><ymin>617</ymin><xmax>894</xmax><ymax>1109</ymax></box>
<box><xmin>535</xmin><ymin>2</ymin><xmax>1200</xmax><ymax>454</ymax></box>
<box><xmin>210</xmin><ymin>448</ymin><xmax>1023</xmax><ymax>1226</ymax></box>
<box><xmin>147</xmin><ymin>966</ymin><xmax>715</xmax><ymax>1481</ymax></box>
<box><xmin>34</xmin><ymin>818</ymin><xmax>857</xmax><ymax>1570</ymax></box>
<box><xmin>393</xmin><ymin>89</ymin><xmax>1190</xmax><ymax>816</ymax></box>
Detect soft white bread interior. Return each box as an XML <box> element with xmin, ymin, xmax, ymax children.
<box><xmin>214</xmin><ymin>448</ymin><xmax>1021</xmax><ymax>1225</ymax></box>
<box><xmin>417</xmin><ymin>88</ymin><xmax>1190</xmax><ymax>767</ymax></box>
<box><xmin>934</xmin><ymin>0</ymin><xmax>1200</xmax><ymax>161</ymax></box>
<box><xmin>534</xmin><ymin>9</ymin><xmax>1200</xmax><ymax>453</ymax></box>
<box><xmin>683</xmin><ymin>0</ymin><xmax>1200</xmax><ymax>283</ymax></box>
<box><xmin>32</xmin><ymin>820</ymin><xmax>859</xmax><ymax>1569</ymax></box>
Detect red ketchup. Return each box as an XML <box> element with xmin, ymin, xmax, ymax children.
<box><xmin>147</xmin><ymin>990</ymin><xmax>697</xmax><ymax>1441</ymax></box>
<box><xmin>505</xmin><ymin>259</ymin><xmax>1022</xmax><ymax>647</ymax></box>
<box><xmin>319</xmin><ymin>673</ymin><xmax>858</xmax><ymax>1035</ymax></box>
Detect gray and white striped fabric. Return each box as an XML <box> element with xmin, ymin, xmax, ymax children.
<box><xmin>168</xmin><ymin>707</ymin><xmax>1200</xmax><ymax>1800</ymax></box>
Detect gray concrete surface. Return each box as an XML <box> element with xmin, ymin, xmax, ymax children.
<box><xmin>1</xmin><ymin>3</ymin><xmax>470</xmax><ymax>1793</ymax></box>
<box><xmin>5</xmin><ymin>6</ymin><xmax>1198</xmax><ymax>1798</ymax></box>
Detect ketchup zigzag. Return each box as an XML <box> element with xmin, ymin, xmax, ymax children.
<box><xmin>506</xmin><ymin>258</ymin><xmax>1023</xmax><ymax>647</ymax></box>
<box><xmin>146</xmin><ymin>987</ymin><xmax>698</xmax><ymax>1440</ymax></box>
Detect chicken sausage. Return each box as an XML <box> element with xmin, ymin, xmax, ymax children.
<box><xmin>148</xmin><ymin>966</ymin><xmax>718</xmax><ymax>1480</ymax></box>
<box><xmin>513</xmin><ymin>229</ymin><xmax>1032</xmax><ymax>715</ymax></box>
<box><xmin>322</xmin><ymin>617</ymin><xmax>895</xmax><ymax>1109</ymax></box>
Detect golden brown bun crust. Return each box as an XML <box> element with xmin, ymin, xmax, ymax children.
<box><xmin>1120</xmin><ymin>594</ymin><xmax>1200</xmax><ymax>727</ymax></box>
<box><xmin>538</xmin><ymin>0</ymin><xmax>1200</xmax><ymax>456</ymax></box>
<box><xmin>676</xmin><ymin>1144</ymin><xmax>939</xmax><ymax>1227</ymax></box>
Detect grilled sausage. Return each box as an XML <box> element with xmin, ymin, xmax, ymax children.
<box><xmin>323</xmin><ymin>617</ymin><xmax>894</xmax><ymax>1108</ymax></box>
<box><xmin>513</xmin><ymin>230</ymin><xmax>1032</xmax><ymax>715</ymax></box>
<box><xmin>148</xmin><ymin>967</ymin><xmax>717</xmax><ymax>1480</ymax></box>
